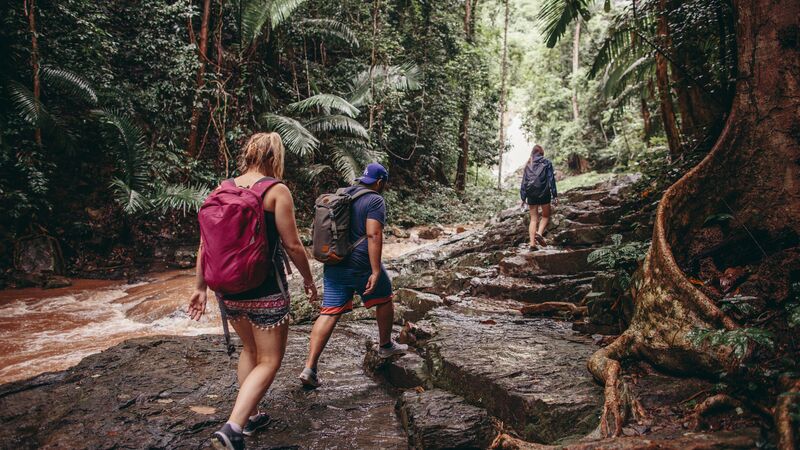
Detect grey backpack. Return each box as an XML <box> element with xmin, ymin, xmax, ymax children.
<box><xmin>312</xmin><ymin>187</ymin><xmax>377</xmax><ymax>264</ymax></box>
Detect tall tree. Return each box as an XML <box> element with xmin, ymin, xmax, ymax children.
<box><xmin>455</xmin><ymin>0</ymin><xmax>479</xmax><ymax>193</ymax></box>
<box><xmin>655</xmin><ymin>0</ymin><xmax>681</xmax><ymax>157</ymax></box>
<box><xmin>571</xmin><ymin>21</ymin><xmax>580</xmax><ymax>121</ymax></box>
<box><xmin>186</xmin><ymin>0</ymin><xmax>212</xmax><ymax>157</ymax></box>
<box><xmin>25</xmin><ymin>0</ymin><xmax>41</xmax><ymax>147</ymax></box>
<box><xmin>497</xmin><ymin>0</ymin><xmax>510</xmax><ymax>189</ymax></box>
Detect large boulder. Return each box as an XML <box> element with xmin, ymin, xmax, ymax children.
<box><xmin>13</xmin><ymin>235</ymin><xmax>64</xmax><ymax>275</ymax></box>
<box><xmin>396</xmin><ymin>389</ymin><xmax>497</xmax><ymax>449</ymax></box>
<box><xmin>422</xmin><ymin>309</ymin><xmax>602</xmax><ymax>443</ymax></box>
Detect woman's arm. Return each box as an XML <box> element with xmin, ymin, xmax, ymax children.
<box><xmin>271</xmin><ymin>184</ymin><xmax>318</xmax><ymax>302</ymax></box>
<box><xmin>187</xmin><ymin>239</ymin><xmax>208</xmax><ymax>321</ymax></box>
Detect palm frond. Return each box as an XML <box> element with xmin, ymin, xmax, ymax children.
<box><xmin>7</xmin><ymin>81</ymin><xmax>52</xmax><ymax>128</ymax></box>
<box><xmin>241</xmin><ymin>0</ymin><xmax>307</xmax><ymax>45</ymax></box>
<box><xmin>537</xmin><ymin>0</ymin><xmax>592</xmax><ymax>48</ymax></box>
<box><xmin>286</xmin><ymin>94</ymin><xmax>360</xmax><ymax>118</ymax></box>
<box><xmin>603</xmin><ymin>55</ymin><xmax>653</xmax><ymax>98</ymax></box>
<box><xmin>349</xmin><ymin>63</ymin><xmax>422</xmax><ymax>107</ymax></box>
<box><xmin>260</xmin><ymin>113</ymin><xmax>319</xmax><ymax>157</ymax></box>
<box><xmin>152</xmin><ymin>183</ymin><xmax>211</xmax><ymax>215</ymax></box>
<box><xmin>109</xmin><ymin>178</ymin><xmax>151</xmax><ymax>215</ymax></box>
<box><xmin>295</xmin><ymin>18</ymin><xmax>360</xmax><ymax>48</ymax></box>
<box><xmin>328</xmin><ymin>147</ymin><xmax>359</xmax><ymax>182</ymax></box>
<box><xmin>41</xmin><ymin>66</ymin><xmax>97</xmax><ymax>104</ymax></box>
<box><xmin>304</xmin><ymin>115</ymin><xmax>369</xmax><ymax>140</ymax></box>
<box><xmin>92</xmin><ymin>108</ymin><xmax>149</xmax><ymax>190</ymax></box>
<box><xmin>298</xmin><ymin>163</ymin><xmax>333</xmax><ymax>182</ymax></box>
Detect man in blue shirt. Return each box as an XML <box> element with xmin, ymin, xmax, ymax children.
<box><xmin>299</xmin><ymin>163</ymin><xmax>407</xmax><ymax>388</ymax></box>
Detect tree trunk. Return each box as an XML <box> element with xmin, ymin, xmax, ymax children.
<box><xmin>26</xmin><ymin>0</ymin><xmax>41</xmax><ymax>147</ymax></box>
<box><xmin>655</xmin><ymin>0</ymin><xmax>681</xmax><ymax>158</ymax></box>
<box><xmin>455</xmin><ymin>0</ymin><xmax>479</xmax><ymax>193</ymax></box>
<box><xmin>588</xmin><ymin>0</ymin><xmax>800</xmax><ymax>441</ymax></box>
<box><xmin>497</xmin><ymin>0</ymin><xmax>509</xmax><ymax>189</ymax></box>
<box><xmin>641</xmin><ymin>95</ymin><xmax>651</xmax><ymax>145</ymax></box>
<box><xmin>368</xmin><ymin>0</ymin><xmax>381</xmax><ymax>131</ymax></box>
<box><xmin>571</xmin><ymin>21</ymin><xmax>580</xmax><ymax>122</ymax></box>
<box><xmin>186</xmin><ymin>0</ymin><xmax>212</xmax><ymax>157</ymax></box>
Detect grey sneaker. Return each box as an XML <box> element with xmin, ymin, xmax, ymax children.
<box><xmin>242</xmin><ymin>412</ymin><xmax>271</xmax><ymax>436</ymax></box>
<box><xmin>211</xmin><ymin>423</ymin><xmax>245</xmax><ymax>450</ymax></box>
<box><xmin>299</xmin><ymin>367</ymin><xmax>320</xmax><ymax>388</ymax></box>
<box><xmin>378</xmin><ymin>341</ymin><xmax>409</xmax><ymax>358</ymax></box>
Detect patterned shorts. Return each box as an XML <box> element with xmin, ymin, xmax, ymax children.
<box><xmin>219</xmin><ymin>292</ymin><xmax>291</xmax><ymax>329</ymax></box>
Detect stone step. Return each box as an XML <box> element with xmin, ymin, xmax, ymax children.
<box><xmin>470</xmin><ymin>275</ymin><xmax>592</xmax><ymax>304</ymax></box>
<box><xmin>564</xmin><ymin>188</ymin><xmax>610</xmax><ymax>203</ymax></box>
<box><xmin>396</xmin><ymin>389</ymin><xmax>497</xmax><ymax>450</ymax></box>
<box><xmin>421</xmin><ymin>309</ymin><xmax>602</xmax><ymax>443</ymax></box>
<box><xmin>394</xmin><ymin>288</ymin><xmax>446</xmax><ymax>322</ymax></box>
<box><xmin>562</xmin><ymin>205</ymin><xmax>624</xmax><ymax>225</ymax></box>
<box><xmin>364</xmin><ymin>345</ymin><xmax>430</xmax><ymax>389</ymax></box>
<box><xmin>553</xmin><ymin>224</ymin><xmax>612</xmax><ymax>246</ymax></box>
<box><xmin>499</xmin><ymin>248</ymin><xmax>596</xmax><ymax>277</ymax></box>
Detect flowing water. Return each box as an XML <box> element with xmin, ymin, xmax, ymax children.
<box><xmin>496</xmin><ymin>114</ymin><xmax>535</xmax><ymax>181</ymax></box>
<box><xmin>0</xmin><ymin>232</ymin><xmax>462</xmax><ymax>385</ymax></box>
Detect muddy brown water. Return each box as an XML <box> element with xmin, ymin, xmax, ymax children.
<box><xmin>0</xmin><ymin>228</ymin><xmax>470</xmax><ymax>385</ymax></box>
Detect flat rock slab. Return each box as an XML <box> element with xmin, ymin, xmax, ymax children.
<box><xmin>471</xmin><ymin>275</ymin><xmax>593</xmax><ymax>304</ymax></box>
<box><xmin>500</xmin><ymin>249</ymin><xmax>596</xmax><ymax>277</ymax></box>
<box><xmin>397</xmin><ymin>388</ymin><xmax>497</xmax><ymax>449</ymax></box>
<box><xmin>422</xmin><ymin>309</ymin><xmax>602</xmax><ymax>444</ymax></box>
<box><xmin>364</xmin><ymin>346</ymin><xmax>430</xmax><ymax>389</ymax></box>
<box><xmin>0</xmin><ymin>328</ymin><xmax>407</xmax><ymax>449</ymax></box>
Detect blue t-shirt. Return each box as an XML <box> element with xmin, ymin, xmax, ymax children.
<box><xmin>343</xmin><ymin>185</ymin><xmax>386</xmax><ymax>269</ymax></box>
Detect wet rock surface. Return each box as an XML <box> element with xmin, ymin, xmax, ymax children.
<box><xmin>397</xmin><ymin>389</ymin><xmax>496</xmax><ymax>449</ymax></box>
<box><xmin>0</xmin><ymin>327</ymin><xmax>407</xmax><ymax>450</ymax></box>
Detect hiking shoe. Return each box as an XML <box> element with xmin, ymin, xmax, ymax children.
<box><xmin>211</xmin><ymin>423</ymin><xmax>245</xmax><ymax>450</ymax></box>
<box><xmin>378</xmin><ymin>341</ymin><xmax>408</xmax><ymax>358</ymax></box>
<box><xmin>535</xmin><ymin>233</ymin><xmax>548</xmax><ymax>247</ymax></box>
<box><xmin>242</xmin><ymin>412</ymin><xmax>271</xmax><ymax>436</ymax></box>
<box><xmin>299</xmin><ymin>367</ymin><xmax>320</xmax><ymax>388</ymax></box>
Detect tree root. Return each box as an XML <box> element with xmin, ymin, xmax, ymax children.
<box><xmin>689</xmin><ymin>394</ymin><xmax>744</xmax><ymax>430</ymax></box>
<box><xmin>520</xmin><ymin>302</ymin><xmax>587</xmax><ymax>318</ymax></box>
<box><xmin>587</xmin><ymin>333</ymin><xmax>646</xmax><ymax>437</ymax></box>
<box><xmin>776</xmin><ymin>379</ymin><xmax>800</xmax><ymax>450</ymax></box>
<box><xmin>490</xmin><ymin>432</ymin><xmax>553</xmax><ymax>450</ymax></box>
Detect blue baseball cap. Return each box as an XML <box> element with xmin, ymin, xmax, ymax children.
<box><xmin>355</xmin><ymin>162</ymin><xmax>389</xmax><ymax>184</ymax></box>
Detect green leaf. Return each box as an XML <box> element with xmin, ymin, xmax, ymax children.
<box><xmin>303</xmin><ymin>115</ymin><xmax>369</xmax><ymax>140</ymax></box>
<box><xmin>41</xmin><ymin>66</ymin><xmax>98</xmax><ymax>105</ymax></box>
<box><xmin>151</xmin><ymin>184</ymin><xmax>211</xmax><ymax>215</ymax></box>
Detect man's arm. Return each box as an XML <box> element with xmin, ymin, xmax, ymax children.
<box><xmin>363</xmin><ymin>218</ymin><xmax>384</xmax><ymax>295</ymax></box>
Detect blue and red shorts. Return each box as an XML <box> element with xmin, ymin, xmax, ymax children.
<box><xmin>321</xmin><ymin>264</ymin><xmax>393</xmax><ymax>315</ymax></box>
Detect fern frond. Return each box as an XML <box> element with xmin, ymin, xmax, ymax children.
<box><xmin>7</xmin><ymin>81</ymin><xmax>52</xmax><ymax>128</ymax></box>
<box><xmin>286</xmin><ymin>94</ymin><xmax>360</xmax><ymax>118</ymax></box>
<box><xmin>92</xmin><ymin>108</ymin><xmax>149</xmax><ymax>190</ymax></box>
<box><xmin>349</xmin><ymin>63</ymin><xmax>422</xmax><ymax>107</ymax></box>
<box><xmin>260</xmin><ymin>113</ymin><xmax>319</xmax><ymax>157</ymax></box>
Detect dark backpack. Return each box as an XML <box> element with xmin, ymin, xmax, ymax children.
<box><xmin>311</xmin><ymin>187</ymin><xmax>377</xmax><ymax>264</ymax></box>
<box><xmin>524</xmin><ymin>161</ymin><xmax>550</xmax><ymax>199</ymax></box>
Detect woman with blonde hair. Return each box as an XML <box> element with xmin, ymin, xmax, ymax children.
<box><xmin>520</xmin><ymin>144</ymin><xmax>558</xmax><ymax>249</ymax></box>
<box><xmin>188</xmin><ymin>132</ymin><xmax>318</xmax><ymax>450</ymax></box>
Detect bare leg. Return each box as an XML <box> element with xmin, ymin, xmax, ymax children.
<box><xmin>537</xmin><ymin>203</ymin><xmax>552</xmax><ymax>236</ymax></box>
<box><xmin>375</xmin><ymin>301</ymin><xmax>394</xmax><ymax>346</ymax></box>
<box><xmin>304</xmin><ymin>314</ymin><xmax>341</xmax><ymax>370</ymax></box>
<box><xmin>528</xmin><ymin>205</ymin><xmax>540</xmax><ymax>246</ymax></box>
<box><xmin>228</xmin><ymin>322</ymin><xmax>289</xmax><ymax>427</ymax></box>
<box><xmin>230</xmin><ymin>318</ymin><xmax>258</xmax><ymax>417</ymax></box>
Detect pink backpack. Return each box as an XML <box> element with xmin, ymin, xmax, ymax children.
<box><xmin>198</xmin><ymin>177</ymin><xmax>281</xmax><ymax>295</ymax></box>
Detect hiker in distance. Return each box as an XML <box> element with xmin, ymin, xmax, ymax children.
<box><xmin>187</xmin><ymin>132</ymin><xmax>319</xmax><ymax>450</ymax></box>
<box><xmin>520</xmin><ymin>144</ymin><xmax>558</xmax><ymax>250</ymax></box>
<box><xmin>300</xmin><ymin>162</ymin><xmax>408</xmax><ymax>388</ymax></box>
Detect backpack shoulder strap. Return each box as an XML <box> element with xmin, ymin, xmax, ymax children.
<box><xmin>249</xmin><ymin>177</ymin><xmax>283</xmax><ymax>198</ymax></box>
<box><xmin>221</xmin><ymin>178</ymin><xmax>237</xmax><ymax>189</ymax></box>
<box><xmin>349</xmin><ymin>187</ymin><xmax>379</xmax><ymax>201</ymax></box>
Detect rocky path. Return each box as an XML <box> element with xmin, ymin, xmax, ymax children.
<box><xmin>0</xmin><ymin>175</ymin><xmax>760</xmax><ymax>449</ymax></box>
